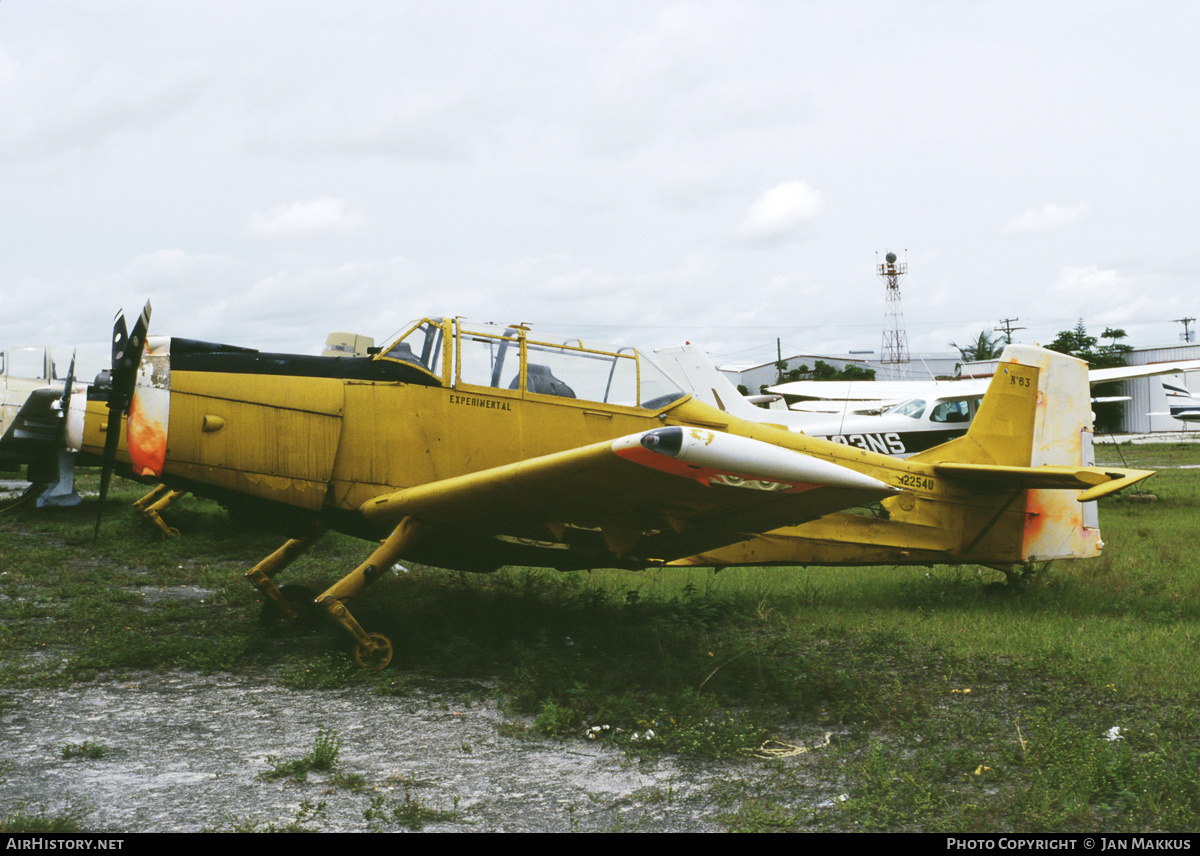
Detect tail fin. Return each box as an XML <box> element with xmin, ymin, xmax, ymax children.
<box><xmin>654</xmin><ymin>344</ymin><xmax>787</xmax><ymax>422</ymax></box>
<box><xmin>671</xmin><ymin>344</ymin><xmax>1152</xmax><ymax>570</ymax></box>
<box><xmin>915</xmin><ymin>344</ymin><xmax>1084</xmax><ymax>469</ymax></box>
<box><xmin>913</xmin><ymin>345</ymin><xmax>1145</xmax><ymax>562</ymax></box>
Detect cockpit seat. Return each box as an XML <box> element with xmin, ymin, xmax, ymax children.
<box><xmin>513</xmin><ymin>364</ymin><xmax>576</xmax><ymax>398</ymax></box>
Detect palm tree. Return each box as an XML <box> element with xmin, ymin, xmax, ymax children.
<box><xmin>950</xmin><ymin>330</ymin><xmax>1004</xmax><ymax>363</ymax></box>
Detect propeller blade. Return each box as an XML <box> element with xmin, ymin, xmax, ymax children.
<box><xmin>94</xmin><ymin>302</ymin><xmax>152</xmax><ymax>541</ymax></box>
<box><xmin>60</xmin><ymin>351</ymin><xmax>76</xmax><ymax>414</ymax></box>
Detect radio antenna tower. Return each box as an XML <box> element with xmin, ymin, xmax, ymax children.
<box><xmin>878</xmin><ymin>250</ymin><xmax>910</xmax><ymax>373</ymax></box>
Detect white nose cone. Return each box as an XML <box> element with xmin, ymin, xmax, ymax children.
<box><xmin>615</xmin><ymin>426</ymin><xmax>897</xmax><ymax>494</ymax></box>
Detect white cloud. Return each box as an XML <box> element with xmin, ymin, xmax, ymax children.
<box><xmin>1043</xmin><ymin>265</ymin><xmax>1158</xmax><ymax>329</ymax></box>
<box><xmin>736</xmin><ymin>181</ymin><xmax>822</xmax><ymax>246</ymax></box>
<box><xmin>246</xmin><ymin>197</ymin><xmax>365</xmax><ymax>239</ymax></box>
<box><xmin>1004</xmin><ymin>203</ymin><xmax>1088</xmax><ymax>234</ymax></box>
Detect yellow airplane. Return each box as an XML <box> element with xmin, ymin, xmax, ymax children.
<box><xmin>76</xmin><ymin>305</ymin><xmax>1152</xmax><ymax>669</ymax></box>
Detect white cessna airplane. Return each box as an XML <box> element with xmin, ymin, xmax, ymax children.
<box><xmin>657</xmin><ymin>344</ymin><xmax>1200</xmax><ymax>458</ymax></box>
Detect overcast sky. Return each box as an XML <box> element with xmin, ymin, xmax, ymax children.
<box><xmin>4</xmin><ymin>2</ymin><xmax>1199</xmax><ymax>369</ymax></box>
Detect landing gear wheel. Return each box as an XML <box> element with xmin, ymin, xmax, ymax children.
<box><xmin>260</xmin><ymin>584</ymin><xmax>322</xmax><ymax>630</ymax></box>
<box><xmin>353</xmin><ymin>633</ymin><xmax>393</xmax><ymax>671</ymax></box>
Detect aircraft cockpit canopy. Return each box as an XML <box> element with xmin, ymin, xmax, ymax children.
<box><xmin>379</xmin><ymin>318</ymin><xmax>687</xmax><ymax>411</ymax></box>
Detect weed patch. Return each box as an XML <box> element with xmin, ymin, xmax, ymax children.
<box><xmin>261</xmin><ymin>726</ymin><xmax>341</xmax><ymax>783</ymax></box>
<box><xmin>60</xmin><ymin>740</ymin><xmax>108</xmax><ymax>760</ymax></box>
<box><xmin>0</xmin><ymin>802</ymin><xmax>89</xmax><ymax>833</ymax></box>
<box><xmin>204</xmin><ymin>800</ymin><xmax>327</xmax><ymax>833</ymax></box>
<box><xmin>363</xmin><ymin>791</ymin><xmax>464</xmax><ymax>831</ymax></box>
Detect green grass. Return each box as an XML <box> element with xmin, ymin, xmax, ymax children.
<box><xmin>61</xmin><ymin>740</ymin><xmax>108</xmax><ymax>760</ymax></box>
<box><xmin>1</xmin><ymin>452</ymin><xmax>1199</xmax><ymax>830</ymax></box>
<box><xmin>363</xmin><ymin>791</ymin><xmax>464</xmax><ymax>831</ymax></box>
<box><xmin>260</xmin><ymin>727</ymin><xmax>342</xmax><ymax>783</ymax></box>
<box><xmin>0</xmin><ymin>802</ymin><xmax>89</xmax><ymax>832</ymax></box>
<box><xmin>203</xmin><ymin>800</ymin><xmax>328</xmax><ymax>833</ymax></box>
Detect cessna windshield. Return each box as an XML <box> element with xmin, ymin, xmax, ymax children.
<box><xmin>890</xmin><ymin>397</ymin><xmax>926</xmax><ymax>419</ymax></box>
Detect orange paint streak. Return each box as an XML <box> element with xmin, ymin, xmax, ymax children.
<box><xmin>613</xmin><ymin>444</ymin><xmax>813</xmax><ymax>492</ymax></box>
<box><xmin>127</xmin><ymin>394</ymin><xmax>167</xmax><ymax>477</ymax></box>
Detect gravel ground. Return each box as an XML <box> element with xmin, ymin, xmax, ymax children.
<box><xmin>0</xmin><ymin>671</ymin><xmax>758</xmax><ymax>832</ymax></box>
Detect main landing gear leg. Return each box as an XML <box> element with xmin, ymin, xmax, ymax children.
<box><xmin>133</xmin><ymin>484</ymin><xmax>186</xmax><ymax>538</ymax></box>
<box><xmin>246</xmin><ymin>532</ymin><xmax>326</xmax><ymax>623</ymax></box>
<box><xmin>315</xmin><ymin>517</ymin><xmax>424</xmax><ymax>671</ymax></box>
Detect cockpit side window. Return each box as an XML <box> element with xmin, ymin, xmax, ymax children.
<box><xmin>930</xmin><ymin>399</ymin><xmax>970</xmax><ymax>423</ymax></box>
<box><xmin>457</xmin><ymin>327</ymin><xmax>520</xmax><ymax>390</ymax></box>
<box><xmin>523</xmin><ymin>340</ymin><xmax>637</xmax><ymax>405</ymax></box>
<box><xmin>447</xmin><ymin>322</ymin><xmax>687</xmax><ymax>409</ymax></box>
<box><xmin>636</xmin><ymin>355</ymin><xmax>687</xmax><ymax>410</ymax></box>
<box><xmin>520</xmin><ymin>340</ymin><xmax>685</xmax><ymax>408</ymax></box>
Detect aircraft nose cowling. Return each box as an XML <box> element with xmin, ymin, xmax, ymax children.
<box><xmin>615</xmin><ymin>427</ymin><xmax>898</xmax><ymax>495</ymax></box>
<box><xmin>127</xmin><ymin>336</ymin><xmax>172</xmax><ymax>478</ymax></box>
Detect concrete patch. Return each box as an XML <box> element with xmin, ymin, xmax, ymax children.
<box><xmin>0</xmin><ymin>672</ymin><xmax>738</xmax><ymax>832</ymax></box>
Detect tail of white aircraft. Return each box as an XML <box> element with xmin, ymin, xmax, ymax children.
<box><xmin>1154</xmin><ymin>379</ymin><xmax>1200</xmax><ymax>423</ymax></box>
<box><xmin>653</xmin><ymin>344</ymin><xmax>779</xmax><ymax>422</ymax></box>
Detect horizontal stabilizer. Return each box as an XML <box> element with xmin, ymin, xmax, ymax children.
<box><xmin>934</xmin><ymin>462</ymin><xmax>1154</xmax><ymax>500</ymax></box>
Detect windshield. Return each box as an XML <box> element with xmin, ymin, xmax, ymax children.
<box><xmin>381</xmin><ymin>319</ymin><xmax>446</xmax><ymax>378</ymax></box>
<box><xmin>891</xmin><ymin>397</ymin><xmax>926</xmax><ymax>419</ymax></box>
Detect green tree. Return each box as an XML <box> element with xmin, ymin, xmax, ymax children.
<box><xmin>1045</xmin><ymin>320</ymin><xmax>1133</xmax><ymax>432</ymax></box>
<box><xmin>773</xmin><ymin>360</ymin><xmax>876</xmax><ymax>387</ymax></box>
<box><xmin>950</xmin><ymin>329</ymin><xmax>1005</xmax><ymax>363</ymax></box>
<box><xmin>1046</xmin><ymin>320</ymin><xmax>1131</xmax><ymax>370</ymax></box>
<box><xmin>838</xmin><ymin>363</ymin><xmax>876</xmax><ymax>381</ymax></box>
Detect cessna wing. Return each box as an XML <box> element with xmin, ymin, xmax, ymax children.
<box><xmin>1088</xmin><ymin>360</ymin><xmax>1200</xmax><ymax>384</ymax></box>
<box><xmin>770</xmin><ymin>360</ymin><xmax>1200</xmax><ymax>408</ymax></box>
<box><xmin>769</xmin><ymin>378</ymin><xmax>955</xmax><ymax>408</ymax></box>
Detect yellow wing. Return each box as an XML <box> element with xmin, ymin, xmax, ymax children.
<box><xmin>357</xmin><ymin>426</ymin><xmax>898</xmax><ymax>571</ymax></box>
